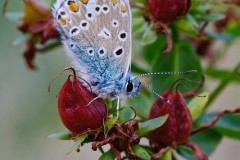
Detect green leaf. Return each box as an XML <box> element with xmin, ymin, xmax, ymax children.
<box><xmin>178</xmin><ymin>129</ymin><xmax>222</xmax><ymax>159</ymax></box>
<box><xmin>186</xmin><ymin>14</ymin><xmax>200</xmax><ymax>28</ymax></box>
<box><xmin>205</xmin><ymin>13</ymin><xmax>225</xmax><ymax>22</ymax></box>
<box><xmin>206</xmin><ymin>67</ymin><xmax>240</xmax><ymax>83</ymax></box>
<box><xmin>104</xmin><ymin>117</ymin><xmax>118</xmax><ymax>131</ymax></box>
<box><xmin>206</xmin><ymin>30</ymin><xmax>236</xmax><ymax>42</ymax></box>
<box><xmin>12</xmin><ymin>35</ymin><xmax>29</xmax><ymax>46</ymax></box>
<box><xmin>47</xmin><ymin>131</ymin><xmax>72</xmax><ymax>140</ymax></box>
<box><xmin>141</xmin><ymin>36</ymin><xmax>167</xmax><ymax>65</ymax></box>
<box><xmin>206</xmin><ymin>63</ymin><xmax>240</xmax><ymax>108</ymax></box>
<box><xmin>198</xmin><ymin>113</ymin><xmax>240</xmax><ymax>139</ymax></box>
<box><xmin>176</xmin><ymin>146</ymin><xmax>195</xmax><ymax>160</ymax></box>
<box><xmin>137</xmin><ymin>115</ymin><xmax>168</xmax><ymax>136</ymax></box>
<box><xmin>190</xmin><ymin>129</ymin><xmax>222</xmax><ymax>155</ymax></box>
<box><xmin>174</xmin><ymin>18</ymin><xmax>197</xmax><ymax>36</ymax></box>
<box><xmin>99</xmin><ymin>149</ymin><xmax>116</xmax><ymax>160</ymax></box>
<box><xmin>132</xmin><ymin>145</ymin><xmax>151</xmax><ymax>160</ymax></box>
<box><xmin>128</xmin><ymin>93</ymin><xmax>152</xmax><ymax>120</ymax></box>
<box><xmin>188</xmin><ymin>92</ymin><xmax>209</xmax><ymax>120</ymax></box>
<box><xmin>141</xmin><ymin>26</ymin><xmax>158</xmax><ymax>45</ymax></box>
<box><xmin>152</xmin><ymin>40</ymin><xmax>203</xmax><ymax>95</ymax></box>
<box><xmin>5</xmin><ymin>12</ymin><xmax>23</xmax><ymax>22</ymax></box>
<box><xmin>159</xmin><ymin>149</ymin><xmax>172</xmax><ymax>160</ymax></box>
<box><xmin>66</xmin><ymin>134</ymin><xmax>87</xmax><ymax>155</ymax></box>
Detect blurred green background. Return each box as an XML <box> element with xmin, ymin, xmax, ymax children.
<box><xmin>0</xmin><ymin>0</ymin><xmax>240</xmax><ymax>160</ymax></box>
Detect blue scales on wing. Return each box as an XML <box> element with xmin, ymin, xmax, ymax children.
<box><xmin>52</xmin><ymin>0</ymin><xmax>132</xmax><ymax>91</ymax></box>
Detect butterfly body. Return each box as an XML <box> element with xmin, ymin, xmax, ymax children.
<box><xmin>52</xmin><ymin>0</ymin><xmax>141</xmax><ymax>100</ymax></box>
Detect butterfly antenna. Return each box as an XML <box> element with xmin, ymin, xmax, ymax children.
<box><xmin>139</xmin><ymin>80</ymin><xmax>165</xmax><ymax>101</ymax></box>
<box><xmin>137</xmin><ymin>70</ymin><xmax>197</xmax><ymax>77</ymax></box>
<box><xmin>48</xmin><ymin>67</ymin><xmax>76</xmax><ymax>92</ymax></box>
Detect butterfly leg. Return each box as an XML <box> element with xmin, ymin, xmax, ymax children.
<box><xmin>87</xmin><ymin>95</ymin><xmax>101</xmax><ymax>106</ymax></box>
<box><xmin>116</xmin><ymin>96</ymin><xmax>120</xmax><ymax>119</ymax></box>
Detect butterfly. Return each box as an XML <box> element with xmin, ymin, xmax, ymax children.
<box><xmin>52</xmin><ymin>0</ymin><xmax>141</xmax><ymax>115</ymax></box>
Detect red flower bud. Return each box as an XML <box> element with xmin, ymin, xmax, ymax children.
<box><xmin>148</xmin><ymin>0</ymin><xmax>191</xmax><ymax>24</ymax></box>
<box><xmin>58</xmin><ymin>73</ymin><xmax>108</xmax><ymax>135</ymax></box>
<box><xmin>149</xmin><ymin>89</ymin><xmax>192</xmax><ymax>147</ymax></box>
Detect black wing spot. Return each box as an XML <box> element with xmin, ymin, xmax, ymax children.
<box><xmin>115</xmin><ymin>48</ymin><xmax>123</xmax><ymax>56</ymax></box>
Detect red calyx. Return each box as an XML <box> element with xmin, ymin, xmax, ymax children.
<box><xmin>58</xmin><ymin>73</ymin><xmax>108</xmax><ymax>135</ymax></box>
<box><xmin>149</xmin><ymin>89</ymin><xmax>192</xmax><ymax>148</ymax></box>
<box><xmin>148</xmin><ymin>0</ymin><xmax>191</xmax><ymax>24</ymax></box>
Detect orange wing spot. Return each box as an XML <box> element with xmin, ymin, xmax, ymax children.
<box><xmin>80</xmin><ymin>0</ymin><xmax>88</xmax><ymax>4</ymax></box>
<box><xmin>111</xmin><ymin>0</ymin><xmax>119</xmax><ymax>5</ymax></box>
<box><xmin>58</xmin><ymin>18</ymin><xmax>67</xmax><ymax>25</ymax></box>
<box><xmin>68</xmin><ymin>3</ymin><xmax>79</xmax><ymax>12</ymax></box>
<box><xmin>120</xmin><ymin>4</ymin><xmax>127</xmax><ymax>13</ymax></box>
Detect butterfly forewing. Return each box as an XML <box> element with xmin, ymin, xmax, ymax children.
<box><xmin>52</xmin><ymin>0</ymin><xmax>132</xmax><ymax>83</ymax></box>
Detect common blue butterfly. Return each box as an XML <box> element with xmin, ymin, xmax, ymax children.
<box><xmin>52</xmin><ymin>0</ymin><xmax>141</xmax><ymax>115</ymax></box>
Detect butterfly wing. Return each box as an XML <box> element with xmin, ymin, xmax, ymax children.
<box><xmin>52</xmin><ymin>0</ymin><xmax>132</xmax><ymax>83</ymax></box>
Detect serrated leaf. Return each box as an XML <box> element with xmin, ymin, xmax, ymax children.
<box><xmin>188</xmin><ymin>92</ymin><xmax>209</xmax><ymax>120</ymax></box>
<box><xmin>66</xmin><ymin>134</ymin><xmax>87</xmax><ymax>155</ymax></box>
<box><xmin>132</xmin><ymin>145</ymin><xmax>151</xmax><ymax>160</ymax></box>
<box><xmin>47</xmin><ymin>131</ymin><xmax>72</xmax><ymax>140</ymax></box>
<box><xmin>137</xmin><ymin>115</ymin><xmax>168</xmax><ymax>136</ymax></box>
<box><xmin>99</xmin><ymin>149</ymin><xmax>115</xmax><ymax>160</ymax></box>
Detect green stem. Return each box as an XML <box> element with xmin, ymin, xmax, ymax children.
<box><xmin>98</xmin><ymin>146</ymin><xmax>105</xmax><ymax>154</ymax></box>
<box><xmin>205</xmin><ymin>63</ymin><xmax>240</xmax><ymax>109</ymax></box>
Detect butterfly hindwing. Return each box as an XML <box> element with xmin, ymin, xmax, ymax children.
<box><xmin>52</xmin><ymin>0</ymin><xmax>132</xmax><ymax>83</ymax></box>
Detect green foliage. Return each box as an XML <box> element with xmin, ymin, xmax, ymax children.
<box><xmin>198</xmin><ymin>113</ymin><xmax>240</xmax><ymax>139</ymax></box>
<box><xmin>99</xmin><ymin>150</ymin><xmax>116</xmax><ymax>160</ymax></box>
<box><xmin>5</xmin><ymin>0</ymin><xmax>240</xmax><ymax>159</ymax></box>
<box><xmin>137</xmin><ymin>115</ymin><xmax>168</xmax><ymax>136</ymax></box>
<box><xmin>47</xmin><ymin>131</ymin><xmax>72</xmax><ymax>140</ymax></box>
<box><xmin>132</xmin><ymin>145</ymin><xmax>151</xmax><ymax>160</ymax></box>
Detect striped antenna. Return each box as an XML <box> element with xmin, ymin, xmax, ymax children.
<box><xmin>139</xmin><ymin>80</ymin><xmax>166</xmax><ymax>101</ymax></box>
<box><xmin>137</xmin><ymin>70</ymin><xmax>197</xmax><ymax>77</ymax></box>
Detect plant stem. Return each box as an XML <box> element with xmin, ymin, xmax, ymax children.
<box><xmin>205</xmin><ymin>63</ymin><xmax>240</xmax><ymax>109</ymax></box>
<box><xmin>98</xmin><ymin>146</ymin><xmax>105</xmax><ymax>154</ymax></box>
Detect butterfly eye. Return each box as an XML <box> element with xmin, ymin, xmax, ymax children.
<box><xmin>87</xmin><ymin>48</ymin><xmax>94</xmax><ymax>56</ymax></box>
<box><xmin>98</xmin><ymin>47</ymin><xmax>106</xmax><ymax>56</ymax></box>
<box><xmin>80</xmin><ymin>20</ymin><xmax>89</xmax><ymax>30</ymax></box>
<box><xmin>112</xmin><ymin>19</ymin><xmax>119</xmax><ymax>28</ymax></box>
<box><xmin>126</xmin><ymin>80</ymin><xmax>134</xmax><ymax>93</ymax></box>
<box><xmin>102</xmin><ymin>5</ymin><xmax>110</xmax><ymax>14</ymax></box>
<box><xmin>118</xmin><ymin>31</ymin><xmax>127</xmax><ymax>42</ymax></box>
<box><xmin>69</xmin><ymin>26</ymin><xmax>80</xmax><ymax>37</ymax></box>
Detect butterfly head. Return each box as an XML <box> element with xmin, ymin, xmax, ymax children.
<box><xmin>121</xmin><ymin>76</ymin><xmax>141</xmax><ymax>98</ymax></box>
